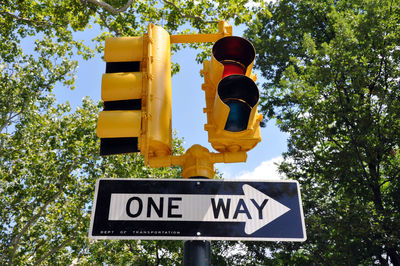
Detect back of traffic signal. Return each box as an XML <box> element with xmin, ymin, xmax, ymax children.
<box><xmin>96</xmin><ymin>24</ymin><xmax>172</xmax><ymax>165</ymax></box>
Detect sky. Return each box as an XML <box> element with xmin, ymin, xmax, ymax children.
<box><xmin>53</xmin><ymin>23</ymin><xmax>288</xmax><ymax>181</ymax></box>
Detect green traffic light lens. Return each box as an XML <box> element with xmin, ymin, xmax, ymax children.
<box><xmin>224</xmin><ymin>99</ymin><xmax>251</xmax><ymax>132</ymax></box>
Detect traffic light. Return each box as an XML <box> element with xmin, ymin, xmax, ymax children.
<box><xmin>97</xmin><ymin>24</ymin><xmax>172</xmax><ymax>162</ymax></box>
<box><xmin>202</xmin><ymin>36</ymin><xmax>262</xmax><ymax>153</ymax></box>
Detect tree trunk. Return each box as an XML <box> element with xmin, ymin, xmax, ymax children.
<box><xmin>387</xmin><ymin>248</ymin><xmax>400</xmax><ymax>266</ymax></box>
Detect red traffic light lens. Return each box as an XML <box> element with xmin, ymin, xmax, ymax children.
<box><xmin>222</xmin><ymin>61</ymin><xmax>246</xmax><ymax>78</ymax></box>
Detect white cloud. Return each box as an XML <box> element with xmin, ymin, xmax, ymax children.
<box><xmin>234</xmin><ymin>156</ymin><xmax>285</xmax><ymax>180</ymax></box>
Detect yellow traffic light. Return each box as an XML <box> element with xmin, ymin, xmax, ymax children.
<box><xmin>202</xmin><ymin>36</ymin><xmax>262</xmax><ymax>153</ymax></box>
<box><xmin>96</xmin><ymin>24</ymin><xmax>172</xmax><ymax>163</ymax></box>
<box><xmin>95</xmin><ymin>21</ymin><xmax>261</xmax><ymax>179</ymax></box>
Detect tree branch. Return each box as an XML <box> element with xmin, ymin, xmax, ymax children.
<box><xmin>33</xmin><ymin>237</ymin><xmax>74</xmax><ymax>265</ymax></box>
<box><xmin>6</xmin><ymin>166</ymin><xmax>72</xmax><ymax>265</ymax></box>
<box><xmin>6</xmin><ymin>191</ymin><xmax>62</xmax><ymax>265</ymax></box>
<box><xmin>156</xmin><ymin>242</ymin><xmax>161</xmax><ymax>266</ymax></box>
<box><xmin>334</xmin><ymin>76</ymin><xmax>371</xmax><ymax>183</ymax></box>
<box><xmin>86</xmin><ymin>0</ymin><xmax>133</xmax><ymax>15</ymax></box>
<box><xmin>162</xmin><ymin>0</ymin><xmax>219</xmax><ymax>24</ymax></box>
<box><xmin>380</xmin><ymin>166</ymin><xmax>400</xmax><ymax>187</ymax></box>
<box><xmin>33</xmin><ymin>209</ymin><xmax>86</xmax><ymax>265</ymax></box>
<box><xmin>70</xmin><ymin>244</ymin><xmax>91</xmax><ymax>265</ymax></box>
<box><xmin>96</xmin><ymin>11</ymin><xmax>122</xmax><ymax>36</ymax></box>
<box><xmin>327</xmin><ymin>135</ymin><xmax>345</xmax><ymax>151</ymax></box>
<box><xmin>0</xmin><ymin>11</ymin><xmax>51</xmax><ymax>26</ymax></box>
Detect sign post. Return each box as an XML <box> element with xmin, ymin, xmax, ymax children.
<box><xmin>89</xmin><ymin>178</ymin><xmax>306</xmax><ymax>241</ymax></box>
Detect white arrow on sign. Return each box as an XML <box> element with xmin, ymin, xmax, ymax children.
<box><xmin>108</xmin><ymin>184</ymin><xmax>290</xmax><ymax>235</ymax></box>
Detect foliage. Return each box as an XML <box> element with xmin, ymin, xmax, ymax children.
<box><xmin>0</xmin><ymin>96</ymin><xmax>183</xmax><ymax>265</ymax></box>
<box><xmin>0</xmin><ymin>0</ymin><xmax>269</xmax><ymax>264</ymax></box>
<box><xmin>246</xmin><ymin>0</ymin><xmax>400</xmax><ymax>264</ymax></box>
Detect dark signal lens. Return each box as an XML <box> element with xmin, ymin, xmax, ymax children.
<box><xmin>213</xmin><ymin>36</ymin><xmax>255</xmax><ymax>70</ymax></box>
<box><xmin>217</xmin><ymin>75</ymin><xmax>259</xmax><ymax>132</ymax></box>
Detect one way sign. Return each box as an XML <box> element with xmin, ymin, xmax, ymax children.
<box><xmin>89</xmin><ymin>179</ymin><xmax>306</xmax><ymax>241</ymax></box>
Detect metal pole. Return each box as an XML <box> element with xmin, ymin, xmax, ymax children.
<box><xmin>183</xmin><ymin>176</ymin><xmax>211</xmax><ymax>266</ymax></box>
<box><xmin>183</xmin><ymin>240</ymin><xmax>211</xmax><ymax>266</ymax></box>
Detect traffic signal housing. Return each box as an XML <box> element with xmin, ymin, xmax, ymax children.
<box><xmin>202</xmin><ymin>36</ymin><xmax>262</xmax><ymax>153</ymax></box>
<box><xmin>96</xmin><ymin>24</ymin><xmax>172</xmax><ymax>163</ymax></box>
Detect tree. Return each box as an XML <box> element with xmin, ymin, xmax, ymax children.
<box><xmin>245</xmin><ymin>0</ymin><xmax>400</xmax><ymax>264</ymax></box>
<box><xmin>1</xmin><ymin>0</ymin><xmax>269</xmax><ymax>264</ymax></box>
<box><xmin>0</xmin><ymin>96</ymin><xmax>185</xmax><ymax>265</ymax></box>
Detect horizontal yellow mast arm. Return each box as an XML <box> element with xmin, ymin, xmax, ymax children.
<box><xmin>171</xmin><ymin>33</ymin><xmax>227</xmax><ymax>44</ymax></box>
<box><xmin>170</xmin><ymin>21</ymin><xmax>232</xmax><ymax>44</ymax></box>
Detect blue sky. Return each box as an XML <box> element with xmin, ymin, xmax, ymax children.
<box><xmin>53</xmin><ymin>23</ymin><xmax>288</xmax><ymax>180</ymax></box>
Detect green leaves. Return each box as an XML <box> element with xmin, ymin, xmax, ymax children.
<box><xmin>0</xmin><ymin>97</ymin><xmax>185</xmax><ymax>264</ymax></box>
<box><xmin>0</xmin><ymin>0</ymin><xmax>273</xmax><ymax>264</ymax></box>
<box><xmin>246</xmin><ymin>0</ymin><xmax>400</xmax><ymax>264</ymax></box>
